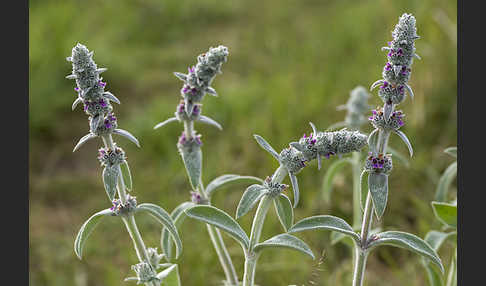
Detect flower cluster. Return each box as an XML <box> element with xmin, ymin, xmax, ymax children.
<box><xmin>190</xmin><ymin>191</ymin><xmax>208</xmax><ymax>205</ymax></box>
<box><xmin>131</xmin><ymin>262</ymin><xmax>160</xmax><ymax>285</ymax></box>
<box><xmin>110</xmin><ymin>195</ymin><xmax>137</xmax><ymax>216</ymax></box>
<box><xmin>263</xmin><ymin>176</ymin><xmax>288</xmax><ymax>197</ymax></box>
<box><xmin>371</xmin><ymin>13</ymin><xmax>419</xmax><ymax>106</ymax></box>
<box><xmin>177</xmin><ymin>132</ymin><xmax>202</xmax><ymax>149</ymax></box>
<box><xmin>295</xmin><ymin>130</ymin><xmax>368</xmax><ymax>162</ymax></box>
<box><xmin>147</xmin><ymin>247</ymin><xmax>164</xmax><ymax>268</ymax></box>
<box><xmin>97</xmin><ymin>146</ymin><xmax>126</xmax><ymax>167</ymax></box>
<box><xmin>364</xmin><ymin>153</ymin><xmax>393</xmax><ymax>174</ymax></box>
<box><xmin>279</xmin><ymin>147</ymin><xmax>307</xmax><ymax>174</ymax></box>
<box><xmin>67</xmin><ymin>43</ymin><xmax>121</xmax><ymax>135</ymax></box>
<box><xmin>369</xmin><ymin>107</ymin><xmax>405</xmax><ymax>131</ymax></box>
<box><xmin>175</xmin><ymin>100</ymin><xmax>201</xmax><ymax>121</ymax></box>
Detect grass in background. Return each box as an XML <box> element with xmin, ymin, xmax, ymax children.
<box><xmin>29</xmin><ymin>0</ymin><xmax>456</xmax><ymax>285</ymax></box>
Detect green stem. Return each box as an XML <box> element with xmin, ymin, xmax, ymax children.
<box><xmin>352</xmin><ymin>152</ymin><xmax>363</xmax><ymax>227</ymax></box>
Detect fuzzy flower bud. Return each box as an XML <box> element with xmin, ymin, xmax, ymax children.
<box><xmin>131</xmin><ymin>262</ymin><xmax>159</xmax><ymax>285</ymax></box>
<box><xmin>110</xmin><ymin>195</ymin><xmax>137</xmax><ymax>216</ymax></box>
<box><xmin>98</xmin><ymin>146</ymin><xmax>126</xmax><ymax>167</ymax></box>
<box><xmin>175</xmin><ymin>100</ymin><xmax>201</xmax><ymax>121</ymax></box>
<box><xmin>279</xmin><ymin>147</ymin><xmax>307</xmax><ymax>174</ymax></box>
<box><xmin>263</xmin><ymin>176</ymin><xmax>289</xmax><ymax>197</ymax></box>
<box><xmin>369</xmin><ymin>107</ymin><xmax>405</xmax><ymax>131</ymax></box>
<box><xmin>190</xmin><ymin>191</ymin><xmax>208</xmax><ymax>205</ymax></box>
<box><xmin>364</xmin><ymin>153</ymin><xmax>393</xmax><ymax>174</ymax></box>
<box><xmin>92</xmin><ymin>112</ymin><xmax>118</xmax><ymax>136</ymax></box>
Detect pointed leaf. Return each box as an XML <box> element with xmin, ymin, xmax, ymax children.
<box><xmin>309</xmin><ymin>122</ymin><xmax>318</xmax><ymax>135</ymax></box>
<box><xmin>179</xmin><ymin>145</ymin><xmax>202</xmax><ymax>190</ymax></box>
<box><xmin>102</xmin><ymin>166</ymin><xmax>119</xmax><ymax>201</ymax></box>
<box><xmin>102</xmin><ymin>91</ymin><xmax>121</xmax><ymax>104</ymax></box>
<box><xmin>383</xmin><ymin>102</ymin><xmax>393</xmax><ymax>122</ymax></box>
<box><xmin>66</xmin><ymin>74</ymin><xmax>77</xmax><ymax>79</ymax></box>
<box><xmin>90</xmin><ymin>114</ymin><xmax>103</xmax><ymax>133</ymax></box>
<box><xmin>393</xmin><ymin>130</ymin><xmax>413</xmax><ymax>157</ymax></box>
<box><xmin>197</xmin><ymin>115</ymin><xmax>223</xmax><ymax>130</ymax></box>
<box><xmin>205</xmin><ymin>174</ymin><xmax>264</xmax><ymax>197</ymax></box>
<box><xmin>444</xmin><ymin>147</ymin><xmax>457</xmax><ymax>158</ymax></box>
<box><xmin>74</xmin><ymin>209</ymin><xmax>112</xmax><ymax>259</ymax></box>
<box><xmin>236</xmin><ymin>185</ymin><xmax>268</xmax><ymax>219</ymax></box>
<box><xmin>273</xmin><ymin>193</ymin><xmax>294</xmax><ymax>231</ymax></box>
<box><xmin>136</xmin><ymin>203</ymin><xmax>182</xmax><ymax>259</ymax></box>
<box><xmin>96</xmin><ymin>67</ymin><xmax>108</xmax><ymax>74</ymax></box>
<box><xmin>321</xmin><ymin>158</ymin><xmax>352</xmax><ymax>202</ymax></box>
<box><xmin>154</xmin><ymin>117</ymin><xmax>178</xmax><ymax>130</ymax></box>
<box><xmin>185</xmin><ymin>205</ymin><xmax>249</xmax><ymax>250</ymax></box>
<box><xmin>431</xmin><ymin>202</ymin><xmax>457</xmax><ymax>229</ymax></box>
<box><xmin>73</xmin><ymin>133</ymin><xmax>97</xmax><ymax>152</ymax></box>
<box><xmin>205</xmin><ymin>86</ymin><xmax>217</xmax><ymax>96</ymax></box>
<box><xmin>423</xmin><ymin>261</ymin><xmax>445</xmax><ymax>286</ymax></box>
<box><xmin>120</xmin><ymin>161</ymin><xmax>132</xmax><ymax>191</ymax></box>
<box><xmin>370</xmin><ymin>79</ymin><xmax>385</xmax><ymax>91</ymax></box>
<box><xmin>288</xmin><ymin>215</ymin><xmax>360</xmax><ymax>242</ymax></box>
<box><xmin>435</xmin><ymin>162</ymin><xmax>457</xmax><ymax>202</ymax></box>
<box><xmin>173</xmin><ymin>72</ymin><xmax>187</xmax><ymax>82</ymax></box>
<box><xmin>113</xmin><ymin>129</ymin><xmax>141</xmax><ymax>147</ymax></box>
<box><xmin>424</xmin><ymin>230</ymin><xmax>456</xmax><ymax>253</ymax></box>
<box><xmin>253</xmin><ymin>134</ymin><xmax>280</xmax><ymax>161</ymax></box>
<box><xmin>370</xmin><ymin>231</ymin><xmax>445</xmax><ymax>273</ymax></box>
<box><xmin>360</xmin><ymin>170</ymin><xmax>369</xmax><ymax>211</ymax></box>
<box><xmin>405</xmin><ymin>84</ymin><xmax>414</xmax><ymax>100</ymax></box>
<box><xmin>157</xmin><ymin>264</ymin><xmax>181</xmax><ymax>286</ymax></box>
<box><xmin>254</xmin><ymin>233</ymin><xmax>314</xmax><ymax>259</ymax></box>
<box><xmin>162</xmin><ymin>202</ymin><xmax>195</xmax><ymax>261</ymax></box>
<box><xmin>72</xmin><ymin>97</ymin><xmax>83</xmax><ymax>111</ymax></box>
<box><xmin>368</xmin><ymin>173</ymin><xmax>388</xmax><ymax>219</ymax></box>
<box><xmin>331</xmin><ymin>227</ymin><xmax>381</xmax><ymax>246</ymax></box>
<box><xmin>289</xmin><ymin>173</ymin><xmax>300</xmax><ymax>208</ymax></box>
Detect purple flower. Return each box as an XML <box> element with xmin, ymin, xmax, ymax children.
<box><xmin>98</xmin><ymin>80</ymin><xmax>106</xmax><ymax>87</ymax></box>
<box><xmin>188</xmin><ymin>66</ymin><xmax>195</xmax><ymax>73</ymax></box>
<box><xmin>104</xmin><ymin>120</ymin><xmax>112</xmax><ymax>129</ymax></box>
<box><xmin>195</xmin><ymin>135</ymin><xmax>202</xmax><ymax>145</ymax></box>
<box><xmin>74</xmin><ymin>87</ymin><xmax>80</xmax><ymax>92</ymax></box>
<box><xmin>385</xmin><ymin>62</ymin><xmax>392</xmax><ymax>71</ymax></box>
<box><xmin>380</xmin><ymin>81</ymin><xmax>389</xmax><ymax>89</ymax></box>
<box><xmin>397</xmin><ymin>48</ymin><xmax>403</xmax><ymax>56</ymax></box>
<box><xmin>99</xmin><ymin>99</ymin><xmax>107</xmax><ymax>107</ymax></box>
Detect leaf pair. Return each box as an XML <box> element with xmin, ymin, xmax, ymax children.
<box><xmin>368</xmin><ymin>128</ymin><xmax>413</xmax><ymax>157</ymax></box>
<box><xmin>184</xmin><ymin>205</ymin><xmax>313</xmax><ymax>258</ymax></box>
<box><xmin>102</xmin><ymin>162</ymin><xmax>133</xmax><ymax>201</ymax></box>
<box><xmin>154</xmin><ymin>115</ymin><xmax>223</xmax><ymax>130</ymax></box>
<box><xmin>72</xmin><ymin>128</ymin><xmax>140</xmax><ymax>152</ymax></box>
<box><xmin>235</xmin><ymin>184</ymin><xmax>294</xmax><ymax>232</ymax></box>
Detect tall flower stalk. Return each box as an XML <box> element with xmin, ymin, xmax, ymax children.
<box><xmin>185</xmin><ymin>123</ymin><xmax>368</xmax><ymax>286</ymax></box>
<box><xmin>154</xmin><ymin>46</ymin><xmax>262</xmax><ymax>286</ymax></box>
<box><xmin>67</xmin><ymin>44</ymin><xmax>182</xmax><ymax>286</ymax></box>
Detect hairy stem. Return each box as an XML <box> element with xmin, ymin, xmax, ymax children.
<box><xmin>352</xmin><ymin>151</ymin><xmax>363</xmax><ymax>227</ymax></box>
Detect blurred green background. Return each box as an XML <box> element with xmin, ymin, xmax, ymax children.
<box><xmin>29</xmin><ymin>0</ymin><xmax>457</xmax><ymax>285</ymax></box>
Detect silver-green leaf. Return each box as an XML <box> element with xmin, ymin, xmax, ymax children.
<box><xmin>179</xmin><ymin>145</ymin><xmax>202</xmax><ymax>190</ymax></box>
<box><xmin>254</xmin><ymin>233</ymin><xmax>315</xmax><ymax>259</ymax></box>
<box><xmin>368</xmin><ymin>231</ymin><xmax>444</xmax><ymax>273</ymax></box>
<box><xmin>444</xmin><ymin>147</ymin><xmax>457</xmax><ymax>159</ymax></box>
<box><xmin>435</xmin><ymin>162</ymin><xmax>457</xmax><ymax>202</ymax></box>
<box><xmin>74</xmin><ymin>209</ymin><xmax>112</xmax><ymax>259</ymax></box>
<box><xmin>154</xmin><ymin>117</ymin><xmax>178</xmax><ymax>130</ymax></box>
<box><xmin>162</xmin><ymin>202</ymin><xmax>195</xmax><ymax>261</ymax></box>
<box><xmin>102</xmin><ymin>166</ymin><xmax>118</xmax><ymax>201</ymax></box>
<box><xmin>136</xmin><ymin>203</ymin><xmax>182</xmax><ymax>259</ymax></box>
<box><xmin>236</xmin><ymin>185</ymin><xmax>267</xmax><ymax>219</ymax></box>
<box><xmin>367</xmin><ymin>129</ymin><xmax>379</xmax><ymax>155</ymax></box>
<box><xmin>368</xmin><ymin>172</ymin><xmax>388</xmax><ymax>219</ymax></box>
<box><xmin>273</xmin><ymin>193</ymin><xmax>294</xmax><ymax>232</ymax></box>
<box><xmin>113</xmin><ymin>128</ymin><xmax>141</xmax><ymax>147</ymax></box>
<box><xmin>156</xmin><ymin>264</ymin><xmax>181</xmax><ymax>286</ymax></box>
<box><xmin>198</xmin><ymin>115</ymin><xmax>223</xmax><ymax>130</ymax></box>
<box><xmin>288</xmin><ymin>215</ymin><xmax>360</xmax><ymax>242</ymax></box>
<box><xmin>185</xmin><ymin>205</ymin><xmax>249</xmax><ymax>250</ymax></box>
<box><xmin>253</xmin><ymin>134</ymin><xmax>280</xmax><ymax>161</ymax></box>
<box><xmin>73</xmin><ymin>133</ymin><xmax>97</xmax><ymax>152</ymax></box>
<box><xmin>120</xmin><ymin>161</ymin><xmax>132</xmax><ymax>192</ymax></box>
<box><xmin>393</xmin><ymin>130</ymin><xmax>413</xmax><ymax>157</ymax></box>
<box><xmin>205</xmin><ymin>174</ymin><xmax>264</xmax><ymax>198</ymax></box>
<box><xmin>289</xmin><ymin>173</ymin><xmax>300</xmax><ymax>208</ymax></box>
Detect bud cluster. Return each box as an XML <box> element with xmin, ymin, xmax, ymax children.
<box><xmin>263</xmin><ymin>176</ymin><xmax>288</xmax><ymax>197</ymax></box>
<box><xmin>97</xmin><ymin>146</ymin><xmax>126</xmax><ymax>167</ymax></box>
<box><xmin>147</xmin><ymin>247</ymin><xmax>164</xmax><ymax>268</ymax></box>
<box><xmin>190</xmin><ymin>191</ymin><xmax>209</xmax><ymax>205</ymax></box>
<box><xmin>279</xmin><ymin>147</ymin><xmax>307</xmax><ymax>175</ymax></box>
<box><xmin>131</xmin><ymin>262</ymin><xmax>160</xmax><ymax>285</ymax></box>
<box><xmin>175</xmin><ymin>100</ymin><xmax>201</xmax><ymax>121</ymax></box>
<box><xmin>369</xmin><ymin>108</ymin><xmax>405</xmax><ymax>131</ymax></box>
<box><xmin>364</xmin><ymin>153</ymin><xmax>393</xmax><ymax>174</ymax></box>
<box><xmin>177</xmin><ymin>132</ymin><xmax>202</xmax><ymax>149</ymax></box>
<box><xmin>110</xmin><ymin>195</ymin><xmax>137</xmax><ymax>216</ymax></box>
<box><xmin>343</xmin><ymin>86</ymin><xmax>371</xmax><ymax>130</ymax></box>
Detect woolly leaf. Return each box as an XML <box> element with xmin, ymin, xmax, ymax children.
<box><xmin>185</xmin><ymin>205</ymin><xmax>249</xmax><ymax>250</ymax></box>
<box><xmin>157</xmin><ymin>264</ymin><xmax>181</xmax><ymax>286</ymax></box>
<box><xmin>120</xmin><ymin>161</ymin><xmax>132</xmax><ymax>192</ymax></box>
<box><xmin>179</xmin><ymin>145</ymin><xmax>202</xmax><ymax>190</ymax></box>
<box><xmin>368</xmin><ymin>173</ymin><xmax>388</xmax><ymax>219</ymax></box>
<box><xmin>73</xmin><ymin>133</ymin><xmax>97</xmax><ymax>152</ymax></box>
<box><xmin>444</xmin><ymin>147</ymin><xmax>457</xmax><ymax>159</ymax></box>
<box><xmin>393</xmin><ymin>130</ymin><xmax>413</xmax><ymax>157</ymax></box>
<box><xmin>162</xmin><ymin>202</ymin><xmax>195</xmax><ymax>261</ymax></box>
<box><xmin>431</xmin><ymin>202</ymin><xmax>457</xmax><ymax>229</ymax></box>
<box><xmin>154</xmin><ymin>117</ymin><xmax>178</xmax><ymax>130</ymax></box>
<box><xmin>205</xmin><ymin>174</ymin><xmax>264</xmax><ymax>197</ymax></box>
<box><xmin>435</xmin><ymin>162</ymin><xmax>457</xmax><ymax>202</ymax></box>
<box><xmin>236</xmin><ymin>185</ymin><xmax>267</xmax><ymax>219</ymax></box>
<box><xmin>289</xmin><ymin>173</ymin><xmax>300</xmax><ymax>208</ymax></box>
<box><xmin>197</xmin><ymin>115</ymin><xmax>223</xmax><ymax>130</ymax></box>
<box><xmin>288</xmin><ymin>215</ymin><xmax>360</xmax><ymax>242</ymax></box>
<box><xmin>254</xmin><ymin>233</ymin><xmax>315</xmax><ymax>259</ymax></box>
<box><xmin>113</xmin><ymin>129</ymin><xmax>141</xmax><ymax>147</ymax></box>
<box><xmin>74</xmin><ymin>209</ymin><xmax>112</xmax><ymax>259</ymax></box>
<box><xmin>102</xmin><ymin>166</ymin><xmax>118</xmax><ymax>201</ymax></box>
<box><xmin>253</xmin><ymin>134</ymin><xmax>280</xmax><ymax>161</ymax></box>
<box><xmin>273</xmin><ymin>193</ymin><xmax>294</xmax><ymax>232</ymax></box>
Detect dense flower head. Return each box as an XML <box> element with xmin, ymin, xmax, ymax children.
<box><xmin>92</xmin><ymin>112</ymin><xmax>118</xmax><ymax>136</ymax></box>
<box><xmin>98</xmin><ymin>146</ymin><xmax>126</xmax><ymax>167</ymax></box>
<box><xmin>131</xmin><ymin>262</ymin><xmax>159</xmax><ymax>285</ymax></box>
<box><xmin>84</xmin><ymin>98</ymin><xmax>112</xmax><ymax>117</ymax></box>
<box><xmin>110</xmin><ymin>195</ymin><xmax>137</xmax><ymax>216</ymax></box>
<box><xmin>378</xmin><ymin>82</ymin><xmax>405</xmax><ymax>105</ymax></box>
<box><xmin>369</xmin><ymin>107</ymin><xmax>405</xmax><ymax>130</ymax></box>
<box><xmin>263</xmin><ymin>176</ymin><xmax>288</xmax><ymax>197</ymax></box>
<box><xmin>364</xmin><ymin>153</ymin><xmax>393</xmax><ymax>174</ymax></box>
<box><xmin>279</xmin><ymin>147</ymin><xmax>307</xmax><ymax>174</ymax></box>
<box><xmin>175</xmin><ymin>100</ymin><xmax>201</xmax><ymax>121</ymax></box>
<box><xmin>382</xmin><ymin>62</ymin><xmax>411</xmax><ymax>85</ymax></box>
<box><xmin>177</xmin><ymin>132</ymin><xmax>202</xmax><ymax>148</ymax></box>
<box><xmin>343</xmin><ymin>86</ymin><xmax>371</xmax><ymax>130</ymax></box>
